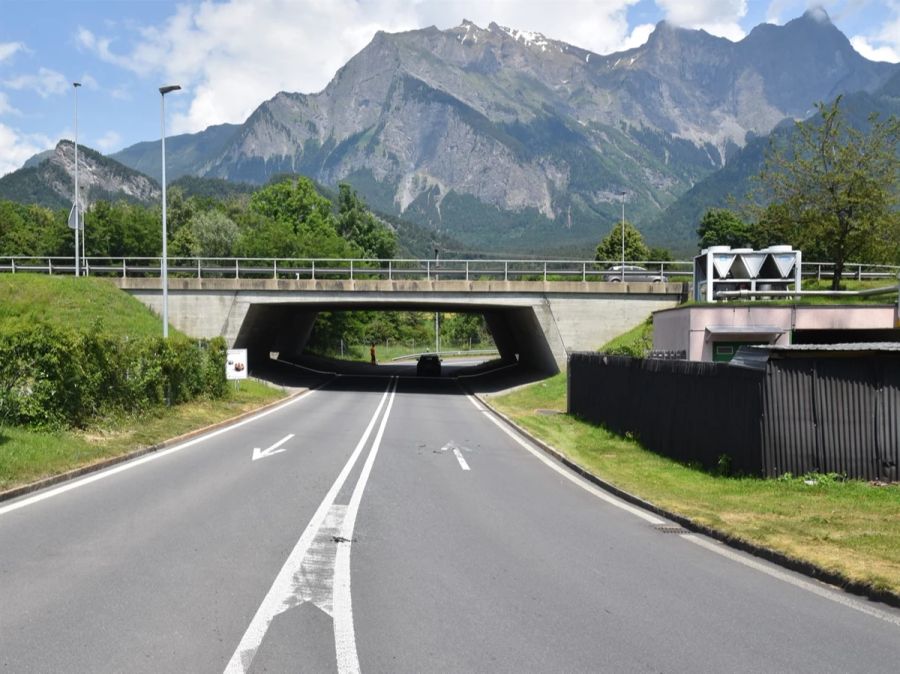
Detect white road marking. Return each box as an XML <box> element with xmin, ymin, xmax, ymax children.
<box><xmin>334</xmin><ymin>377</ymin><xmax>398</xmax><ymax>674</ymax></box>
<box><xmin>682</xmin><ymin>534</ymin><xmax>900</xmax><ymax>628</ymax></box>
<box><xmin>224</xmin><ymin>378</ymin><xmax>398</xmax><ymax>673</ymax></box>
<box><xmin>251</xmin><ymin>433</ymin><xmax>294</xmax><ymax>461</ymax></box>
<box><xmin>453</xmin><ymin>447</ymin><xmax>471</xmax><ymax>471</ymax></box>
<box><xmin>0</xmin><ymin>389</ymin><xmax>318</xmax><ymax>517</ymax></box>
<box><xmin>467</xmin><ymin>395</ymin><xmax>664</xmax><ymax>525</ymax></box>
<box><xmin>469</xmin><ymin>395</ymin><xmax>900</xmax><ymax>627</ymax></box>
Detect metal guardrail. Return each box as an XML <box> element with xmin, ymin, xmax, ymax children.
<box><xmin>0</xmin><ymin>256</ymin><xmax>898</xmax><ymax>283</ymax></box>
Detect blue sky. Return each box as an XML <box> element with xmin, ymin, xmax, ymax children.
<box><xmin>1</xmin><ymin>0</ymin><xmax>897</xmax><ymax>176</ymax></box>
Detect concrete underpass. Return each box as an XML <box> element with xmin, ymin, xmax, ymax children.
<box><xmin>116</xmin><ymin>277</ymin><xmax>685</xmax><ymax>373</ymax></box>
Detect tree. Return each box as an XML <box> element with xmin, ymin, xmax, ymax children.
<box><xmin>697</xmin><ymin>208</ymin><xmax>754</xmax><ymax>249</ymax></box>
<box><xmin>755</xmin><ymin>96</ymin><xmax>899</xmax><ymax>289</ymax></box>
<box><xmin>171</xmin><ymin>210</ymin><xmax>238</xmax><ymax>258</ymax></box>
<box><xmin>336</xmin><ymin>183</ymin><xmax>396</xmax><ymax>259</ymax></box>
<box><xmin>594</xmin><ymin>220</ymin><xmax>650</xmax><ymax>264</ymax></box>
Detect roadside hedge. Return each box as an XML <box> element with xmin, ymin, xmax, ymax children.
<box><xmin>0</xmin><ymin>321</ymin><xmax>228</xmax><ymax>429</ymax></box>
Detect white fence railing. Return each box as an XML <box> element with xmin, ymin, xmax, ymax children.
<box><xmin>0</xmin><ymin>256</ymin><xmax>898</xmax><ymax>283</ymax></box>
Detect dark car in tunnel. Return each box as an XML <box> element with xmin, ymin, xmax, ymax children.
<box><xmin>416</xmin><ymin>354</ymin><xmax>442</xmax><ymax>376</ymax></box>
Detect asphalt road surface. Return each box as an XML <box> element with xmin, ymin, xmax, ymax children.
<box><xmin>2</xmin><ymin>370</ymin><xmax>899</xmax><ymax>672</ymax></box>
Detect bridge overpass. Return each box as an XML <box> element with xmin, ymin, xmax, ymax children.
<box><xmin>3</xmin><ymin>255</ymin><xmax>688</xmax><ymax>372</ymax></box>
<box><xmin>111</xmin><ymin>261</ymin><xmax>685</xmax><ymax>373</ymax></box>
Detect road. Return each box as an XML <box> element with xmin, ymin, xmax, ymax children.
<box><xmin>1</xmin><ymin>370</ymin><xmax>899</xmax><ymax>672</ymax></box>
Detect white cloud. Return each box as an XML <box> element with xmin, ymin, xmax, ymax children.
<box><xmin>0</xmin><ymin>41</ymin><xmax>26</xmax><ymax>63</ymax></box>
<box><xmin>0</xmin><ymin>123</ymin><xmax>53</xmax><ymax>176</ymax></box>
<box><xmin>3</xmin><ymin>67</ymin><xmax>69</xmax><ymax>98</ymax></box>
<box><xmin>657</xmin><ymin>0</ymin><xmax>748</xmax><ymax>39</ymax></box>
<box><xmin>94</xmin><ymin>130</ymin><xmax>123</xmax><ymax>152</ymax></box>
<box><xmin>0</xmin><ymin>92</ymin><xmax>18</xmax><ymax>116</ymax></box>
<box><xmin>75</xmin><ymin>0</ymin><xmax>644</xmax><ymax>134</ymax></box>
<box><xmin>850</xmin><ymin>35</ymin><xmax>900</xmax><ymax>62</ymax></box>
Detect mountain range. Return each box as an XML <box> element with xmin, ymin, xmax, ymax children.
<box><xmin>4</xmin><ymin>9</ymin><xmax>898</xmax><ymax>256</ymax></box>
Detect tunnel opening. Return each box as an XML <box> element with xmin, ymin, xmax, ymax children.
<box><xmin>232</xmin><ymin>301</ymin><xmax>561</xmax><ymax>382</ymax></box>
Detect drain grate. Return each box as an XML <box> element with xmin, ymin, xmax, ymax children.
<box><xmin>653</xmin><ymin>524</ymin><xmax>690</xmax><ymax>534</ymax></box>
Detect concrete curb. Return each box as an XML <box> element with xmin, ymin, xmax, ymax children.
<box><xmin>0</xmin><ymin>389</ymin><xmax>306</xmax><ymax>505</ymax></box>
<box><xmin>474</xmin><ymin>392</ymin><xmax>900</xmax><ymax>611</ymax></box>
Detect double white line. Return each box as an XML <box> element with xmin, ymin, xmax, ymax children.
<box><xmin>225</xmin><ymin>377</ymin><xmax>399</xmax><ymax>673</ymax></box>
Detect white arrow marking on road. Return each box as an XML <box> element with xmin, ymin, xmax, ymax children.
<box><xmin>452</xmin><ymin>447</ymin><xmax>471</xmax><ymax>471</ymax></box>
<box><xmin>252</xmin><ymin>433</ymin><xmax>294</xmax><ymax>461</ymax></box>
<box><xmin>440</xmin><ymin>442</ymin><xmax>471</xmax><ymax>471</ymax></box>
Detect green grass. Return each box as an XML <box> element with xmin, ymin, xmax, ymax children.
<box><xmin>0</xmin><ymin>379</ymin><xmax>284</xmax><ymax>492</ymax></box>
<box><xmin>491</xmin><ymin>373</ymin><xmax>900</xmax><ymax>596</ymax></box>
<box><xmin>598</xmin><ymin>318</ymin><xmax>653</xmax><ymax>356</ymax></box>
<box><xmin>0</xmin><ymin>274</ymin><xmax>174</xmax><ymax>336</ymax></box>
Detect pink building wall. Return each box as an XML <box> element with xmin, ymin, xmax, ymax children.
<box><xmin>653</xmin><ymin>305</ymin><xmax>897</xmax><ymax>361</ymax></box>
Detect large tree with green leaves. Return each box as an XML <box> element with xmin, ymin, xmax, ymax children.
<box><xmin>755</xmin><ymin>96</ymin><xmax>899</xmax><ymax>289</ymax></box>
<box><xmin>697</xmin><ymin>208</ymin><xmax>754</xmax><ymax>249</ymax></box>
<box><xmin>594</xmin><ymin>220</ymin><xmax>650</xmax><ymax>264</ymax></box>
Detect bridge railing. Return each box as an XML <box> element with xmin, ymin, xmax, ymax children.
<box><xmin>0</xmin><ymin>256</ymin><xmax>897</xmax><ymax>283</ymax></box>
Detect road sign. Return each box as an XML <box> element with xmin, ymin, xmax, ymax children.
<box><xmin>226</xmin><ymin>348</ymin><xmax>248</xmax><ymax>380</ymax></box>
<box><xmin>67</xmin><ymin>203</ymin><xmax>83</xmax><ymax>230</ymax></box>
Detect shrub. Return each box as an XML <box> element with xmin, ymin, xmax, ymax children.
<box><xmin>0</xmin><ymin>322</ymin><xmax>228</xmax><ymax>429</ymax></box>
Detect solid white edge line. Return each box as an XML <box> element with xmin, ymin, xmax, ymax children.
<box><xmin>223</xmin><ymin>379</ymin><xmax>394</xmax><ymax>673</ymax></box>
<box><xmin>466</xmin><ymin>394</ymin><xmax>664</xmax><ymax>525</ymax></box>
<box><xmin>681</xmin><ymin>534</ymin><xmax>900</xmax><ymax>628</ymax></box>
<box><xmin>467</xmin><ymin>395</ymin><xmax>900</xmax><ymax>628</ymax></box>
<box><xmin>452</xmin><ymin>447</ymin><xmax>471</xmax><ymax>471</ymax></box>
<box><xmin>333</xmin><ymin>377</ymin><xmax>399</xmax><ymax>674</ymax></box>
<box><xmin>0</xmin><ymin>389</ymin><xmax>318</xmax><ymax>518</ymax></box>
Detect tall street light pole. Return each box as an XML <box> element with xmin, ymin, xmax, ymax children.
<box><xmin>620</xmin><ymin>190</ymin><xmax>626</xmax><ymax>282</ymax></box>
<box><xmin>159</xmin><ymin>84</ymin><xmax>181</xmax><ymax>339</ymax></box>
<box><xmin>73</xmin><ymin>82</ymin><xmax>81</xmax><ymax>277</ymax></box>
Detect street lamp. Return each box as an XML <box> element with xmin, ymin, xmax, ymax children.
<box><xmin>159</xmin><ymin>84</ymin><xmax>181</xmax><ymax>338</ymax></box>
<box><xmin>619</xmin><ymin>190</ymin><xmax>626</xmax><ymax>282</ymax></box>
<box><xmin>73</xmin><ymin>82</ymin><xmax>82</xmax><ymax>276</ymax></box>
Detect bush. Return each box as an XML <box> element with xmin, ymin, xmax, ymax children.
<box><xmin>0</xmin><ymin>322</ymin><xmax>227</xmax><ymax>429</ymax></box>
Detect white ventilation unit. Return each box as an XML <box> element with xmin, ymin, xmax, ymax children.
<box><xmin>693</xmin><ymin>246</ymin><xmax>802</xmax><ymax>302</ymax></box>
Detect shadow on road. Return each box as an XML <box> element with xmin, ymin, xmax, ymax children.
<box><xmin>250</xmin><ymin>354</ymin><xmax>551</xmax><ymax>397</ymax></box>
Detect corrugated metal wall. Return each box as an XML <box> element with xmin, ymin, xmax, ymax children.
<box><xmin>570</xmin><ymin>352</ymin><xmax>900</xmax><ymax>480</ymax></box>
<box><xmin>762</xmin><ymin>357</ymin><xmax>900</xmax><ymax>481</ymax></box>
<box><xmin>568</xmin><ymin>353</ymin><xmax>764</xmax><ymax>475</ymax></box>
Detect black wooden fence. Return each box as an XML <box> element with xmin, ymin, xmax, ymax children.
<box><xmin>568</xmin><ymin>352</ymin><xmax>900</xmax><ymax>481</ymax></box>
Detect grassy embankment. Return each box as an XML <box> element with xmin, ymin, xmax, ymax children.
<box><xmin>490</xmin><ymin>343</ymin><xmax>900</xmax><ymax>597</ymax></box>
<box><xmin>0</xmin><ymin>275</ymin><xmax>284</xmax><ymax>492</ymax></box>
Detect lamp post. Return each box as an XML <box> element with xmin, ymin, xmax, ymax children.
<box><xmin>159</xmin><ymin>84</ymin><xmax>181</xmax><ymax>338</ymax></box>
<box><xmin>434</xmin><ymin>246</ymin><xmax>440</xmax><ymax>354</ymax></box>
<box><xmin>73</xmin><ymin>82</ymin><xmax>81</xmax><ymax>276</ymax></box>
<box><xmin>619</xmin><ymin>190</ymin><xmax>626</xmax><ymax>282</ymax></box>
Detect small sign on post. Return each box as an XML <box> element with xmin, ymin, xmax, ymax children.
<box><xmin>226</xmin><ymin>349</ymin><xmax>248</xmax><ymax>381</ymax></box>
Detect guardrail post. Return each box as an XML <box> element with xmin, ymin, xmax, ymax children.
<box><xmin>817</xmin><ymin>264</ymin><xmax>822</xmax><ymax>282</ymax></box>
<box><xmin>311</xmin><ymin>260</ymin><xmax>315</xmax><ymax>280</ymax></box>
<box><xmin>350</xmin><ymin>260</ymin><xmax>354</xmax><ymax>281</ymax></box>
<box><xmin>582</xmin><ymin>262</ymin><xmax>586</xmax><ymax>282</ymax></box>
<box><xmin>235</xmin><ymin>259</ymin><xmax>239</xmax><ymax>280</ymax></box>
<box><xmin>465</xmin><ymin>261</ymin><xmax>469</xmax><ymax>282</ymax></box>
<box><xmin>198</xmin><ymin>259</ymin><xmax>202</xmax><ymax>280</ymax></box>
<box><xmin>85</xmin><ymin>259</ymin><xmax>90</xmax><ymax>276</ymax></box>
<box><xmin>273</xmin><ymin>260</ymin><xmax>277</xmax><ymax>280</ymax></box>
<box><xmin>857</xmin><ymin>264</ymin><xmax>862</xmax><ymax>281</ymax></box>
<box><xmin>10</xmin><ymin>259</ymin><xmax>14</xmax><ymax>274</ymax></box>
<box><xmin>504</xmin><ymin>261</ymin><xmax>508</xmax><ymax>282</ymax></box>
<box><xmin>122</xmin><ymin>259</ymin><xmax>126</xmax><ymax>278</ymax></box>
<box><xmin>427</xmin><ymin>260</ymin><xmax>431</xmax><ymax>281</ymax></box>
<box><xmin>388</xmin><ymin>260</ymin><xmax>392</xmax><ymax>281</ymax></box>
<box><xmin>49</xmin><ymin>259</ymin><xmax>53</xmax><ymax>275</ymax></box>
<box><xmin>543</xmin><ymin>262</ymin><xmax>547</xmax><ymax>281</ymax></box>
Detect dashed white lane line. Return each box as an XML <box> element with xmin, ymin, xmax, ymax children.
<box><xmin>224</xmin><ymin>378</ymin><xmax>398</xmax><ymax>673</ymax></box>
<box><xmin>452</xmin><ymin>447</ymin><xmax>471</xmax><ymax>471</ymax></box>
<box><xmin>469</xmin><ymin>394</ymin><xmax>900</xmax><ymax>629</ymax></box>
<box><xmin>0</xmin><ymin>389</ymin><xmax>318</xmax><ymax>517</ymax></box>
